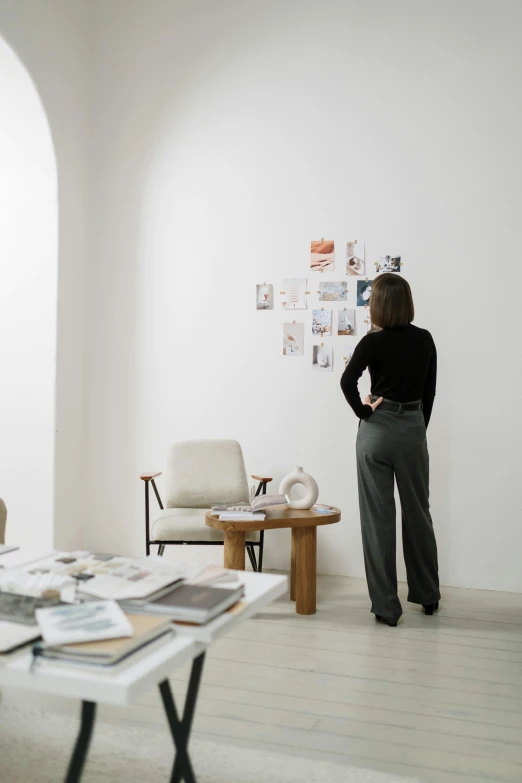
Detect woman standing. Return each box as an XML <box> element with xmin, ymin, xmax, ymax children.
<box><xmin>340</xmin><ymin>274</ymin><xmax>440</xmax><ymax>627</ymax></box>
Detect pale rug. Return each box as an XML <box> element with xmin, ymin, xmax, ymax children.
<box><xmin>0</xmin><ymin>704</ymin><xmax>422</xmax><ymax>783</ymax></box>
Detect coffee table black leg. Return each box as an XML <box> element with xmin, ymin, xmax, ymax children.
<box><xmin>159</xmin><ymin>652</ymin><xmax>206</xmax><ymax>783</ymax></box>
<box><xmin>65</xmin><ymin>701</ymin><xmax>96</xmax><ymax>783</ymax></box>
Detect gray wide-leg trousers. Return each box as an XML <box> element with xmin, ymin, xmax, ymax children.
<box><xmin>356</xmin><ymin>406</ymin><xmax>440</xmax><ymax>623</ymax></box>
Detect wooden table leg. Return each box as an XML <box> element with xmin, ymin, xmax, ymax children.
<box><xmin>223</xmin><ymin>528</ymin><xmax>245</xmax><ymax>570</ymax></box>
<box><xmin>290</xmin><ymin>530</ymin><xmax>296</xmax><ymax>601</ymax></box>
<box><xmin>293</xmin><ymin>526</ymin><xmax>317</xmax><ymax>615</ymax></box>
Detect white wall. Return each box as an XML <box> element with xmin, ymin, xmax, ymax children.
<box><xmin>0</xmin><ymin>0</ymin><xmax>91</xmax><ymax>549</ymax></box>
<box><xmin>20</xmin><ymin>0</ymin><xmax>519</xmax><ymax>592</ymax></box>
<box><xmin>0</xmin><ymin>35</ymin><xmax>57</xmax><ymax>549</ymax></box>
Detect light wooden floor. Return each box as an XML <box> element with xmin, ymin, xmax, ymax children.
<box><xmin>97</xmin><ymin>572</ymin><xmax>522</xmax><ymax>783</ymax></box>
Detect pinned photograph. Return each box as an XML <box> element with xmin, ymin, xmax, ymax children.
<box><xmin>337</xmin><ymin>309</ymin><xmax>357</xmax><ymax>336</ymax></box>
<box><xmin>312</xmin><ymin>344</ymin><xmax>333</xmax><ymax>372</ymax></box>
<box><xmin>283</xmin><ymin>323</ymin><xmax>304</xmax><ymax>356</ymax></box>
<box><xmin>375</xmin><ymin>255</ymin><xmax>401</xmax><ymax>273</ymax></box>
<box><xmin>318</xmin><ymin>281</ymin><xmax>347</xmax><ymax>302</ymax></box>
<box><xmin>311</xmin><ymin>240</ymin><xmax>335</xmax><ymax>271</ymax></box>
<box><xmin>312</xmin><ymin>309</ymin><xmax>332</xmax><ymax>337</ymax></box>
<box><xmin>346</xmin><ymin>241</ymin><xmax>365</xmax><ymax>276</ymax></box>
<box><xmin>282</xmin><ymin>278</ymin><xmax>307</xmax><ymax>310</ymax></box>
<box><xmin>357</xmin><ymin>280</ymin><xmax>373</xmax><ymax>307</ymax></box>
<box><xmin>256</xmin><ymin>283</ymin><xmax>274</xmax><ymax>310</ymax></box>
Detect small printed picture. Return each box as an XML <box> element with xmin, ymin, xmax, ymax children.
<box><xmin>318</xmin><ymin>281</ymin><xmax>347</xmax><ymax>302</ymax></box>
<box><xmin>357</xmin><ymin>280</ymin><xmax>373</xmax><ymax>307</ymax></box>
<box><xmin>311</xmin><ymin>240</ymin><xmax>335</xmax><ymax>271</ymax></box>
<box><xmin>346</xmin><ymin>241</ymin><xmax>365</xmax><ymax>276</ymax></box>
<box><xmin>282</xmin><ymin>278</ymin><xmax>307</xmax><ymax>310</ymax></box>
<box><xmin>283</xmin><ymin>323</ymin><xmax>304</xmax><ymax>356</ymax></box>
<box><xmin>312</xmin><ymin>309</ymin><xmax>332</xmax><ymax>337</ymax></box>
<box><xmin>312</xmin><ymin>344</ymin><xmax>333</xmax><ymax>372</ymax></box>
<box><xmin>375</xmin><ymin>255</ymin><xmax>401</xmax><ymax>273</ymax></box>
<box><xmin>337</xmin><ymin>309</ymin><xmax>357</xmax><ymax>336</ymax></box>
<box><xmin>256</xmin><ymin>283</ymin><xmax>274</xmax><ymax>310</ymax></box>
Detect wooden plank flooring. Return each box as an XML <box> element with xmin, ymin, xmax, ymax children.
<box><xmin>18</xmin><ymin>572</ymin><xmax>522</xmax><ymax>782</ymax></box>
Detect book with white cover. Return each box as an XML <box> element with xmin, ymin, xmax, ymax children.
<box><xmin>218</xmin><ymin>512</ymin><xmax>266</xmax><ymax>522</ymax></box>
<box><xmin>36</xmin><ymin>600</ymin><xmax>133</xmax><ymax>645</ymax></box>
<box><xmin>33</xmin><ymin>614</ymin><xmax>172</xmax><ymax>666</ymax></box>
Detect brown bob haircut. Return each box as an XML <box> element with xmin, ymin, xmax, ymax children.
<box><xmin>370</xmin><ymin>274</ymin><xmax>414</xmax><ymax>329</ymax></box>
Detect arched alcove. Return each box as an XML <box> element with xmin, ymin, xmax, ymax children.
<box><xmin>0</xmin><ymin>34</ymin><xmax>58</xmax><ymax>549</ymax></box>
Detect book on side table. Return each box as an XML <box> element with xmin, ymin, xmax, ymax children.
<box><xmin>211</xmin><ymin>493</ymin><xmax>287</xmax><ymax>522</ymax></box>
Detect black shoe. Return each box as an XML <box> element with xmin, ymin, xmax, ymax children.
<box><xmin>423</xmin><ymin>602</ymin><xmax>439</xmax><ymax>615</ymax></box>
<box><xmin>375</xmin><ymin>614</ymin><xmax>398</xmax><ymax>627</ymax></box>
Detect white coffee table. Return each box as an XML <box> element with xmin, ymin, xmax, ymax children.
<box><xmin>0</xmin><ymin>550</ymin><xmax>287</xmax><ymax>782</ymax></box>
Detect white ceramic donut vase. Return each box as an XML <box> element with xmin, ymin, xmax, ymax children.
<box><xmin>279</xmin><ymin>466</ymin><xmax>319</xmax><ymax>510</ymax></box>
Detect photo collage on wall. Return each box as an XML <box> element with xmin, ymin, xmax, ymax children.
<box><xmin>256</xmin><ymin>239</ymin><xmax>402</xmax><ymax>373</ymax></box>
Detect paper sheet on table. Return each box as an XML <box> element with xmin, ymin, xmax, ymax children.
<box><xmin>0</xmin><ymin>620</ymin><xmax>41</xmax><ymax>653</ymax></box>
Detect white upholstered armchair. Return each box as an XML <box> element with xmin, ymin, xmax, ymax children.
<box><xmin>140</xmin><ymin>440</ymin><xmax>272</xmax><ymax>572</ymax></box>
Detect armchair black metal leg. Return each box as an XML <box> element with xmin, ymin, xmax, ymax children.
<box><xmin>158</xmin><ymin>544</ymin><xmax>165</xmax><ymax>556</ymax></box>
<box><xmin>145</xmin><ymin>481</ymin><xmax>151</xmax><ymax>556</ymax></box>
<box><xmin>246</xmin><ymin>543</ymin><xmax>257</xmax><ymax>572</ymax></box>
<box><xmin>144</xmin><ymin>478</ymin><xmax>164</xmax><ymax>557</ymax></box>
<box><xmin>258</xmin><ymin>531</ymin><xmax>265</xmax><ymax>573</ymax></box>
<box><xmin>159</xmin><ymin>652</ymin><xmax>205</xmax><ymax>783</ymax></box>
<box><xmin>65</xmin><ymin>701</ymin><xmax>96</xmax><ymax>783</ymax></box>
<box><xmin>253</xmin><ymin>481</ymin><xmax>267</xmax><ymax>571</ymax></box>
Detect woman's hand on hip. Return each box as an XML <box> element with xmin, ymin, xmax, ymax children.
<box><xmin>364</xmin><ymin>395</ymin><xmax>384</xmax><ymax>412</ymax></box>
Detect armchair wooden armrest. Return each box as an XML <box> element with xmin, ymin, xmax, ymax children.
<box><xmin>252</xmin><ymin>474</ymin><xmax>273</xmax><ymax>500</ymax></box>
<box><xmin>140</xmin><ymin>472</ymin><xmax>162</xmax><ymax>481</ymax></box>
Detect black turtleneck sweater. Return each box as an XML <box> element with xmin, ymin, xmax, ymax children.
<box><xmin>340</xmin><ymin>324</ymin><xmax>437</xmax><ymax>427</ymax></box>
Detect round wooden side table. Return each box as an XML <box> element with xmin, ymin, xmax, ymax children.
<box><xmin>205</xmin><ymin>506</ymin><xmax>341</xmax><ymax>615</ymax></box>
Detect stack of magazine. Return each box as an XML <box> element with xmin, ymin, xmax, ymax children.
<box><xmin>33</xmin><ymin>600</ymin><xmax>173</xmax><ymax>666</ymax></box>
<box><xmin>211</xmin><ymin>494</ymin><xmax>287</xmax><ymax>521</ymax></box>
<box><xmin>0</xmin><ymin>552</ymin><xmax>247</xmax><ymax>663</ymax></box>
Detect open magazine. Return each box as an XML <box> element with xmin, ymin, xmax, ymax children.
<box><xmin>3</xmin><ymin>552</ymin><xmax>189</xmax><ymax>602</ymax></box>
<box><xmin>211</xmin><ymin>494</ymin><xmax>287</xmax><ymax>516</ymax></box>
<box><xmin>0</xmin><ymin>553</ymin><xmax>243</xmax><ymax>605</ymax></box>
